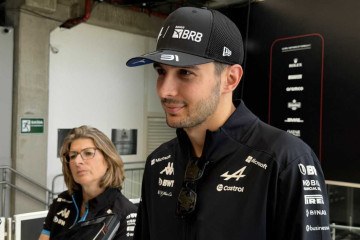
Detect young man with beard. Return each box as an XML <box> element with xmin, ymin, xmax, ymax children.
<box><xmin>126</xmin><ymin>6</ymin><xmax>331</xmax><ymax>240</ymax></box>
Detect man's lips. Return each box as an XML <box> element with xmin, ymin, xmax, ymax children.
<box><xmin>161</xmin><ymin>99</ymin><xmax>186</xmax><ymax>114</ymax></box>
<box><xmin>163</xmin><ymin>103</ymin><xmax>184</xmax><ymax>114</ymax></box>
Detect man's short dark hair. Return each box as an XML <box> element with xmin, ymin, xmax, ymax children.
<box><xmin>214</xmin><ymin>62</ymin><xmax>229</xmax><ymax>76</ymax></box>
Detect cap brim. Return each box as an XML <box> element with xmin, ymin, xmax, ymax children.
<box><xmin>126</xmin><ymin>50</ymin><xmax>213</xmax><ymax>67</ymax></box>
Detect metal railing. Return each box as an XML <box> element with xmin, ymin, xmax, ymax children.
<box><xmin>330</xmin><ymin>223</ymin><xmax>360</xmax><ymax>240</ymax></box>
<box><xmin>48</xmin><ymin>162</ymin><xmax>145</xmax><ymax>199</ymax></box>
<box><xmin>0</xmin><ymin>161</ymin><xmax>145</xmax><ymax>216</ymax></box>
<box><xmin>0</xmin><ymin>166</ymin><xmax>55</xmax><ymax>217</ymax></box>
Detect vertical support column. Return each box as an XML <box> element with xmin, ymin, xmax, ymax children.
<box><xmin>0</xmin><ymin>26</ymin><xmax>14</xmax><ymax>218</ymax></box>
<box><xmin>11</xmin><ymin>6</ymin><xmax>58</xmax><ymax>214</ymax></box>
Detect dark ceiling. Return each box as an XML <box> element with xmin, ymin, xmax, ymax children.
<box><xmin>0</xmin><ymin>0</ymin><xmax>250</xmax><ymax>26</ymax></box>
<box><xmin>99</xmin><ymin>0</ymin><xmax>249</xmax><ymax>15</ymax></box>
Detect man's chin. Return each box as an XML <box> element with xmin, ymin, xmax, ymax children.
<box><xmin>165</xmin><ymin>116</ymin><xmax>183</xmax><ymax>128</ymax></box>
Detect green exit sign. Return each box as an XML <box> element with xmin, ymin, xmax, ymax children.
<box><xmin>21</xmin><ymin>118</ymin><xmax>44</xmax><ymax>133</ymax></box>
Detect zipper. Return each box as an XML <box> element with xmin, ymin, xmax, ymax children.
<box><xmin>70</xmin><ymin>195</ymin><xmax>80</xmax><ymax>228</ymax></box>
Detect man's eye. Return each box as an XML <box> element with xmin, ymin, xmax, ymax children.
<box><xmin>155</xmin><ymin>68</ymin><xmax>165</xmax><ymax>75</ymax></box>
<box><xmin>179</xmin><ymin>69</ymin><xmax>192</xmax><ymax>75</ymax></box>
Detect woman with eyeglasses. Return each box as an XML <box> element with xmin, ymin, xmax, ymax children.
<box><xmin>39</xmin><ymin>125</ymin><xmax>137</xmax><ymax>240</ymax></box>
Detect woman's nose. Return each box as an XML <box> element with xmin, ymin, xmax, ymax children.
<box><xmin>73</xmin><ymin>154</ymin><xmax>84</xmax><ymax>165</ymax></box>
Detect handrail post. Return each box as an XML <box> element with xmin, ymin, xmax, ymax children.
<box><xmin>1</xmin><ymin>168</ymin><xmax>7</xmax><ymax>217</ymax></box>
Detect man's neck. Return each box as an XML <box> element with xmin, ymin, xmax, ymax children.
<box><xmin>184</xmin><ymin>102</ymin><xmax>236</xmax><ymax>158</ymax></box>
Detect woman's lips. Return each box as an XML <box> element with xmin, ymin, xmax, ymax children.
<box><xmin>77</xmin><ymin>169</ymin><xmax>88</xmax><ymax>176</ymax></box>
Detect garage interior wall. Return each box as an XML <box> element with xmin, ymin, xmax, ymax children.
<box><xmin>48</xmin><ymin>23</ymin><xmax>161</xmax><ymax>191</ymax></box>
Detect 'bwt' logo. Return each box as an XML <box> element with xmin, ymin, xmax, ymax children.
<box><xmin>298</xmin><ymin>164</ymin><xmax>317</xmax><ymax>176</ymax></box>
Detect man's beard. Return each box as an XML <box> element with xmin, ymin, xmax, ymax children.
<box><xmin>164</xmin><ymin>79</ymin><xmax>221</xmax><ymax>129</ymax></box>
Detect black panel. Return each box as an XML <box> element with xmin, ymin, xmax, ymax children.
<box><xmin>223</xmin><ymin>0</ymin><xmax>360</xmax><ymax>183</ymax></box>
<box><xmin>21</xmin><ymin>218</ymin><xmax>46</xmax><ymax>240</ymax></box>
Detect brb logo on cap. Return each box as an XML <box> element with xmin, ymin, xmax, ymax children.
<box><xmin>172</xmin><ymin>26</ymin><xmax>203</xmax><ymax>43</ymax></box>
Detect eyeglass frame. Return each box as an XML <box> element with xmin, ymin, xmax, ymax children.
<box><xmin>63</xmin><ymin>147</ymin><xmax>98</xmax><ymax>164</ymax></box>
<box><xmin>176</xmin><ymin>158</ymin><xmax>209</xmax><ymax>218</ymax></box>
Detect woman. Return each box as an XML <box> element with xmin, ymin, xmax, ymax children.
<box><xmin>39</xmin><ymin>125</ymin><xmax>137</xmax><ymax>240</ymax></box>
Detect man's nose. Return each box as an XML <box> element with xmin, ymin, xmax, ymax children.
<box><xmin>157</xmin><ymin>74</ymin><xmax>178</xmax><ymax>98</ymax></box>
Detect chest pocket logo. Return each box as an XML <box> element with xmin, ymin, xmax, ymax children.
<box><xmin>221</xmin><ymin>166</ymin><xmax>247</xmax><ymax>181</ymax></box>
<box><xmin>57</xmin><ymin>208</ymin><xmax>70</xmax><ymax>219</ymax></box>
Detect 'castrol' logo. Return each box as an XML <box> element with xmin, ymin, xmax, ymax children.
<box><xmin>216</xmin><ymin>184</ymin><xmax>244</xmax><ymax>192</ymax></box>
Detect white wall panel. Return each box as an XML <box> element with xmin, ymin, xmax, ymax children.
<box><xmin>48</xmin><ymin>24</ymin><xmax>157</xmax><ymax>188</ymax></box>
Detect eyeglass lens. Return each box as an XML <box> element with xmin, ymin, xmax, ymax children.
<box><xmin>66</xmin><ymin>148</ymin><xmax>97</xmax><ymax>162</ymax></box>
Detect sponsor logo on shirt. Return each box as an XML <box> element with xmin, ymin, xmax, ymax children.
<box><xmin>306</xmin><ymin>209</ymin><xmax>327</xmax><ymax>217</ymax></box>
<box><xmin>306</xmin><ymin>225</ymin><xmax>330</xmax><ymax>232</ymax></box>
<box><xmin>56</xmin><ymin>197</ymin><xmax>72</xmax><ymax>203</ymax></box>
<box><xmin>245</xmin><ymin>156</ymin><xmax>267</xmax><ymax>170</ymax></box>
<box><xmin>157</xmin><ymin>190</ymin><xmax>172</xmax><ymax>197</ymax></box>
<box><xmin>126</xmin><ymin>213</ymin><xmax>137</xmax><ymax>237</ymax></box>
<box><xmin>151</xmin><ymin>154</ymin><xmax>171</xmax><ymax>165</ymax></box>
<box><xmin>57</xmin><ymin>208</ymin><xmax>70</xmax><ymax>218</ymax></box>
<box><xmin>158</xmin><ymin>178</ymin><xmax>175</xmax><ymax>187</ymax></box>
<box><xmin>217</xmin><ymin>167</ymin><xmax>246</xmax><ymax>193</ymax></box>
<box><xmin>154</xmin><ymin>157</ymin><xmax>175</xmax><ymax>197</ymax></box>
<box><xmin>302</xmin><ymin>180</ymin><xmax>321</xmax><ymax>191</ymax></box>
<box><xmin>160</xmin><ymin>162</ymin><xmax>174</xmax><ymax>175</ymax></box>
<box><xmin>298</xmin><ymin>164</ymin><xmax>317</xmax><ymax>176</ymax></box>
<box><xmin>304</xmin><ymin>194</ymin><xmax>324</xmax><ymax>205</ymax></box>
<box><xmin>216</xmin><ymin>184</ymin><xmax>245</xmax><ymax>193</ymax></box>
<box><xmin>220</xmin><ymin>166</ymin><xmax>247</xmax><ymax>181</ymax></box>
<box><xmin>53</xmin><ymin>216</ymin><xmax>66</xmax><ymax>226</ymax></box>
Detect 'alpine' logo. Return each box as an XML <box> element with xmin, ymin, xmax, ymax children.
<box><xmin>172</xmin><ymin>26</ymin><xmax>203</xmax><ymax>42</ymax></box>
<box><xmin>221</xmin><ymin>166</ymin><xmax>246</xmax><ymax>181</ymax></box>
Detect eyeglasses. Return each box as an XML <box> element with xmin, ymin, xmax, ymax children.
<box><xmin>176</xmin><ymin>158</ymin><xmax>208</xmax><ymax>218</ymax></box>
<box><xmin>64</xmin><ymin>147</ymin><xmax>98</xmax><ymax>163</ymax></box>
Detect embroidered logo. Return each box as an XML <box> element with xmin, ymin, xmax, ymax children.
<box><xmin>57</xmin><ymin>208</ymin><xmax>70</xmax><ymax>218</ymax></box>
<box><xmin>220</xmin><ymin>166</ymin><xmax>247</xmax><ymax>181</ymax></box>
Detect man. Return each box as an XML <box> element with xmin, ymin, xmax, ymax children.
<box><xmin>126</xmin><ymin>6</ymin><xmax>331</xmax><ymax>240</ymax></box>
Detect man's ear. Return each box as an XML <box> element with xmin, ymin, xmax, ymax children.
<box><xmin>223</xmin><ymin>64</ymin><xmax>243</xmax><ymax>93</ymax></box>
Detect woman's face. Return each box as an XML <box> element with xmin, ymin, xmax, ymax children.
<box><xmin>68</xmin><ymin>138</ymin><xmax>108</xmax><ymax>190</ymax></box>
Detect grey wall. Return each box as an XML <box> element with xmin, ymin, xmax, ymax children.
<box><xmin>0</xmin><ymin>26</ymin><xmax>13</xmax><ymax>217</ymax></box>
<box><xmin>0</xmin><ymin>26</ymin><xmax>13</xmax><ymax>167</ymax></box>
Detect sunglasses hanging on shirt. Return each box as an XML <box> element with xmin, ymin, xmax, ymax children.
<box><xmin>176</xmin><ymin>157</ymin><xmax>209</xmax><ymax>218</ymax></box>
